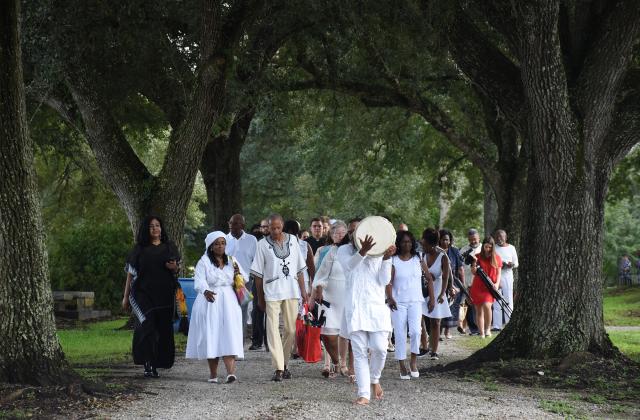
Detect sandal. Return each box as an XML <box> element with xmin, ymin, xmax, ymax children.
<box><xmin>321</xmin><ymin>367</ymin><xmax>330</xmax><ymax>378</ymax></box>
<box><xmin>207</xmin><ymin>377</ymin><xmax>219</xmax><ymax>383</ymax></box>
<box><xmin>328</xmin><ymin>363</ymin><xmax>338</xmax><ymax>379</ymax></box>
<box><xmin>226</xmin><ymin>374</ymin><xmax>236</xmax><ymax>383</ymax></box>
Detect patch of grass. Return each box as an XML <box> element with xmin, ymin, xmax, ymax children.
<box><xmin>58</xmin><ymin>317</ymin><xmax>188</xmax><ymax>366</ymax></box>
<box><xmin>483</xmin><ymin>382</ymin><xmax>499</xmax><ymax>391</ymax></box>
<box><xmin>608</xmin><ymin>330</ymin><xmax>640</xmax><ymax>362</ymax></box>
<box><xmin>539</xmin><ymin>400</ymin><xmax>579</xmax><ymax>417</ymax></box>
<box><xmin>457</xmin><ymin>334</ymin><xmax>496</xmax><ymax>351</ymax></box>
<box><xmin>0</xmin><ymin>409</ymin><xmax>31</xmax><ymax>419</ymax></box>
<box><xmin>603</xmin><ymin>287</ymin><xmax>640</xmax><ymax>326</ymax></box>
<box><xmin>583</xmin><ymin>394</ymin><xmax>607</xmax><ymax>404</ymax></box>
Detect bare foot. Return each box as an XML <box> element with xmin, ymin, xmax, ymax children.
<box><xmin>372</xmin><ymin>383</ymin><xmax>384</xmax><ymax>400</ymax></box>
<box><xmin>354</xmin><ymin>397</ymin><xmax>369</xmax><ymax>406</ymax></box>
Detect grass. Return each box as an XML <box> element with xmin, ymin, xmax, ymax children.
<box><xmin>57</xmin><ymin>317</ymin><xmax>187</xmax><ymax>366</ymax></box>
<box><xmin>603</xmin><ymin>287</ymin><xmax>640</xmax><ymax>326</ymax></box>
<box><xmin>608</xmin><ymin>330</ymin><xmax>640</xmax><ymax>363</ymax></box>
<box><xmin>539</xmin><ymin>400</ymin><xmax>582</xmax><ymax>418</ymax></box>
<box><xmin>457</xmin><ymin>334</ymin><xmax>496</xmax><ymax>351</ymax></box>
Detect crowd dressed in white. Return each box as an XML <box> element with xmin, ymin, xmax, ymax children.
<box><xmin>128</xmin><ymin>213</ymin><xmax>518</xmax><ymax>405</ymax></box>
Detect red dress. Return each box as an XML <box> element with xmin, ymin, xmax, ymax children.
<box><xmin>469</xmin><ymin>254</ymin><xmax>502</xmax><ymax>304</ymax></box>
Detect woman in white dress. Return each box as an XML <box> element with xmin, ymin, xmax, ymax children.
<box><xmin>421</xmin><ymin>228</ymin><xmax>451</xmax><ymax>360</ymax></box>
<box><xmin>311</xmin><ymin>220</ymin><xmax>348</xmax><ymax>378</ymax></box>
<box><xmin>386</xmin><ymin>230</ymin><xmax>428</xmax><ymax>379</ymax></box>
<box><xmin>186</xmin><ymin>231</ymin><xmax>246</xmax><ymax>383</ymax></box>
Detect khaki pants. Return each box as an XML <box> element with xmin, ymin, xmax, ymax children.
<box><xmin>265</xmin><ymin>298</ymin><xmax>299</xmax><ymax>371</ymax></box>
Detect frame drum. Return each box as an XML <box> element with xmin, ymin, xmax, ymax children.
<box><xmin>353</xmin><ymin>216</ymin><xmax>397</xmax><ymax>257</ymax></box>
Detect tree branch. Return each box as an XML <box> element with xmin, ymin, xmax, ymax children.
<box><xmin>576</xmin><ymin>0</ymin><xmax>640</xmax><ymax>148</ymax></box>
<box><xmin>448</xmin><ymin>1</ymin><xmax>526</xmax><ymax>130</ymax></box>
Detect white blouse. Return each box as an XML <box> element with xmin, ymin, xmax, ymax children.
<box><xmin>193</xmin><ymin>255</ymin><xmax>247</xmax><ymax>294</ymax></box>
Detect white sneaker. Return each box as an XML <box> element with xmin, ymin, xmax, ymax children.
<box><xmin>400</xmin><ymin>373</ymin><xmax>410</xmax><ymax>380</ymax></box>
<box><xmin>410</xmin><ymin>371</ymin><xmax>419</xmax><ymax>378</ymax></box>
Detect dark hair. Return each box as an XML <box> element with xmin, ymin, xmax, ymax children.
<box><xmin>207</xmin><ymin>243</ymin><xmax>229</xmax><ymax>268</ymax></box>
<box><xmin>348</xmin><ymin>217</ymin><xmax>362</xmax><ymax>225</ymax></box>
<box><xmin>480</xmin><ymin>236</ymin><xmax>499</xmax><ymax>268</ymax></box>
<box><xmin>250</xmin><ymin>223</ymin><xmax>263</xmax><ymax>240</ymax></box>
<box><xmin>284</xmin><ymin>219</ymin><xmax>300</xmax><ymax>236</ymax></box>
<box><xmin>136</xmin><ymin>215</ymin><xmax>169</xmax><ymax>246</ymax></box>
<box><xmin>395</xmin><ymin>231</ymin><xmax>417</xmax><ymax>256</ymax></box>
<box><xmin>310</xmin><ymin>217</ymin><xmax>321</xmax><ymax>224</ymax></box>
<box><xmin>439</xmin><ymin>229</ymin><xmax>454</xmax><ymax>246</ymax></box>
<box><xmin>421</xmin><ymin>228</ymin><xmax>439</xmax><ymax>246</ymax></box>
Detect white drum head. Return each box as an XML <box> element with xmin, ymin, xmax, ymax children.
<box><xmin>354</xmin><ymin>216</ymin><xmax>397</xmax><ymax>257</ymax></box>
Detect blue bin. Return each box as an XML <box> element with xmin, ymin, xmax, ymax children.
<box><xmin>174</xmin><ymin>277</ymin><xmax>196</xmax><ymax>332</ymax></box>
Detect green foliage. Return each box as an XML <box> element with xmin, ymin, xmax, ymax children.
<box><xmin>241</xmin><ymin>90</ymin><xmax>483</xmax><ymax>234</ymax></box>
<box><xmin>602</xmin><ymin>198</ymin><xmax>640</xmax><ymax>284</ymax></box>
<box><xmin>48</xmin><ymin>222</ymin><xmax>131</xmax><ymax>312</ymax></box>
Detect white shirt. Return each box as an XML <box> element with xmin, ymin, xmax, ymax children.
<box><xmin>391</xmin><ymin>255</ymin><xmax>423</xmax><ymax>303</ymax></box>
<box><xmin>459</xmin><ymin>243</ymin><xmax>481</xmax><ymax>287</ymax></box>
<box><xmin>193</xmin><ymin>255</ymin><xmax>248</xmax><ymax>294</ymax></box>
<box><xmin>495</xmin><ymin>243</ymin><xmax>518</xmax><ymax>284</ymax></box>
<box><xmin>225</xmin><ymin>231</ymin><xmax>257</xmax><ymax>275</ymax></box>
<box><xmin>342</xmin><ymin>252</ymin><xmax>393</xmax><ymax>335</ymax></box>
<box><xmin>250</xmin><ymin>233</ymin><xmax>306</xmax><ymax>301</ymax></box>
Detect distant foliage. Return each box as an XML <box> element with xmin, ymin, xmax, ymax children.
<box><xmin>48</xmin><ymin>221</ymin><xmax>131</xmax><ymax>312</ymax></box>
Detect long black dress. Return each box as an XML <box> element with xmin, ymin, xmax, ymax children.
<box><xmin>126</xmin><ymin>241</ymin><xmax>180</xmax><ymax>368</ymax></box>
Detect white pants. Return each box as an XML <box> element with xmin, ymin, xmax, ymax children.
<box><xmin>492</xmin><ymin>275</ymin><xmax>513</xmax><ymax>328</ymax></box>
<box><xmin>390</xmin><ymin>301</ymin><xmax>422</xmax><ymax>360</ymax></box>
<box><xmin>350</xmin><ymin>330</ymin><xmax>388</xmax><ymax>400</ymax></box>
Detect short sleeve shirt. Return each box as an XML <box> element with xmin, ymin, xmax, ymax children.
<box><xmin>251</xmin><ymin>233</ymin><xmax>306</xmax><ymax>301</ymax></box>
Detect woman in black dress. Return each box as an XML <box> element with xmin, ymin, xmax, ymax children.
<box><xmin>122</xmin><ymin>216</ymin><xmax>180</xmax><ymax>377</ymax></box>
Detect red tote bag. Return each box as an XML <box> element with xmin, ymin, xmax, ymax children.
<box><xmin>295</xmin><ymin>305</ymin><xmax>322</xmax><ymax>363</ymax></box>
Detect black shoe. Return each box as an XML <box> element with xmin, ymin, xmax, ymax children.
<box><xmin>457</xmin><ymin>326</ymin><xmax>465</xmax><ymax>334</ymax></box>
<box><xmin>143</xmin><ymin>362</ymin><xmax>153</xmax><ymax>378</ymax></box>
<box><xmin>272</xmin><ymin>370</ymin><xmax>283</xmax><ymax>382</ymax></box>
<box><xmin>491</xmin><ymin>327</ymin><xmax>501</xmax><ymax>332</ymax></box>
<box><xmin>291</xmin><ymin>353</ymin><xmax>300</xmax><ymax>359</ymax></box>
<box><xmin>430</xmin><ymin>352</ymin><xmax>439</xmax><ymax>360</ymax></box>
<box><xmin>151</xmin><ymin>366</ymin><xmax>159</xmax><ymax>378</ymax></box>
<box><xmin>249</xmin><ymin>344</ymin><xmax>263</xmax><ymax>351</ymax></box>
<box><xmin>417</xmin><ymin>348</ymin><xmax>430</xmax><ymax>358</ymax></box>
<box><xmin>438</xmin><ymin>337</ymin><xmax>444</xmax><ymax>342</ymax></box>
<box><xmin>283</xmin><ymin>367</ymin><xmax>292</xmax><ymax>379</ymax></box>
<box><xmin>469</xmin><ymin>331</ymin><xmax>480</xmax><ymax>336</ymax></box>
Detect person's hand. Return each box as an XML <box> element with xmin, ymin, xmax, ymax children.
<box><xmin>427</xmin><ymin>298</ymin><xmax>435</xmax><ymax>313</ymax></box>
<box><xmin>121</xmin><ymin>295</ymin><xmax>130</xmax><ymax>312</ymax></box>
<box><xmin>165</xmin><ymin>259</ymin><xmax>178</xmax><ymax>272</ymax></box>
<box><xmin>204</xmin><ymin>290</ymin><xmax>216</xmax><ymax>302</ymax></box>
<box><xmin>358</xmin><ymin>235</ymin><xmax>376</xmax><ymax>256</ymax></box>
<box><xmin>386</xmin><ymin>296</ymin><xmax>398</xmax><ymax>311</ymax></box>
<box><xmin>301</xmin><ymin>291</ymin><xmax>309</xmax><ymax>305</ymax></box>
<box><xmin>314</xmin><ymin>287</ymin><xmax>324</xmax><ymax>304</ymax></box>
<box><xmin>383</xmin><ymin>245</ymin><xmax>396</xmax><ymax>260</ymax></box>
<box><xmin>437</xmin><ymin>294</ymin><xmax>445</xmax><ymax>304</ymax></box>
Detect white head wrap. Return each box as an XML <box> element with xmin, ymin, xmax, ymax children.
<box><xmin>204</xmin><ymin>231</ymin><xmax>226</xmax><ymax>251</ymax></box>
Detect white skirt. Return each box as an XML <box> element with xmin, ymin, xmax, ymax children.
<box><xmin>185</xmin><ymin>286</ymin><xmax>244</xmax><ymax>359</ymax></box>
<box><xmin>423</xmin><ymin>278</ymin><xmax>452</xmax><ymax>319</ymax></box>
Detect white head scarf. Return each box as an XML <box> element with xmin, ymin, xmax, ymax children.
<box><xmin>204</xmin><ymin>231</ymin><xmax>226</xmax><ymax>252</ymax></box>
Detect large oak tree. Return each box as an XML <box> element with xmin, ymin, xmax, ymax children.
<box><xmin>0</xmin><ymin>0</ymin><xmax>71</xmax><ymax>384</ymax></box>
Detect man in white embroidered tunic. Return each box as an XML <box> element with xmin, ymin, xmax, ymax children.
<box><xmin>251</xmin><ymin>214</ymin><xmax>308</xmax><ymax>381</ymax></box>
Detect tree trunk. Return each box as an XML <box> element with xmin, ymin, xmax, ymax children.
<box><xmin>482</xmin><ymin>177</ymin><xmax>498</xmax><ymax>236</ymax></box>
<box><xmin>200</xmin><ymin>109</ymin><xmax>254</xmax><ymax>230</ymax></box>
<box><xmin>0</xmin><ymin>0</ymin><xmax>72</xmax><ymax>384</ymax></box>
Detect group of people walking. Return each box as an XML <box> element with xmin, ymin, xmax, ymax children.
<box><xmin>122</xmin><ymin>213</ymin><xmax>518</xmax><ymax>405</ymax></box>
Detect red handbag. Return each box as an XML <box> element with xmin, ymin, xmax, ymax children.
<box><xmin>295</xmin><ymin>304</ymin><xmax>322</xmax><ymax>363</ymax></box>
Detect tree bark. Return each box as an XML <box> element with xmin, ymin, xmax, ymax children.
<box><xmin>200</xmin><ymin>109</ymin><xmax>254</xmax><ymax>231</ymax></box>
<box><xmin>469</xmin><ymin>0</ymin><xmax>640</xmax><ymax>360</ymax></box>
<box><xmin>0</xmin><ymin>0</ymin><xmax>73</xmax><ymax>385</ymax></box>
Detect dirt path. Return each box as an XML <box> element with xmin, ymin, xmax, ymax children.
<box><xmin>91</xmin><ymin>334</ymin><xmax>625</xmax><ymax>419</ymax></box>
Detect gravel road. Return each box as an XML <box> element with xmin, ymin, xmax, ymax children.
<box><xmin>92</xmin><ymin>334</ymin><xmax>613</xmax><ymax>419</ymax></box>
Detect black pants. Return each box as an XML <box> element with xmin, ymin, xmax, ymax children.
<box><xmin>251</xmin><ymin>280</ymin><xmax>267</xmax><ymax>348</ymax></box>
